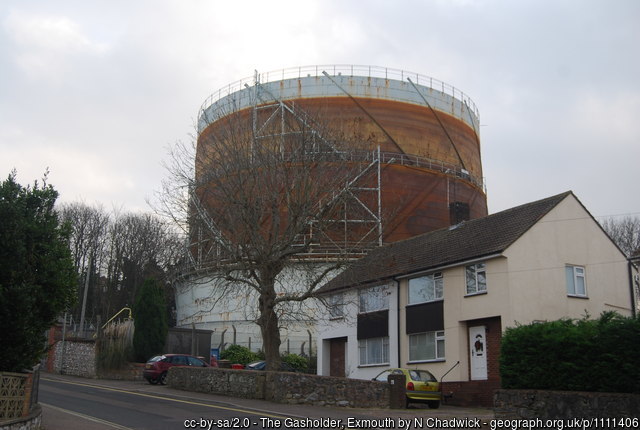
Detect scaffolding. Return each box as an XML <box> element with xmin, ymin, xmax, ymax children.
<box><xmin>184</xmin><ymin>68</ymin><xmax>486</xmax><ymax>277</ymax></box>
<box><xmin>184</xmin><ymin>74</ymin><xmax>384</xmax><ymax>276</ymax></box>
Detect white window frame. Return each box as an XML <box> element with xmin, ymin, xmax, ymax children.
<box><xmin>465</xmin><ymin>262</ymin><xmax>487</xmax><ymax>295</ymax></box>
<box><xmin>408</xmin><ymin>330</ymin><xmax>445</xmax><ymax>362</ymax></box>
<box><xmin>358</xmin><ymin>336</ymin><xmax>389</xmax><ymax>366</ymax></box>
<box><xmin>358</xmin><ymin>285</ymin><xmax>389</xmax><ymax>313</ymax></box>
<box><xmin>565</xmin><ymin>265</ymin><xmax>587</xmax><ymax>297</ymax></box>
<box><xmin>328</xmin><ymin>293</ymin><xmax>344</xmax><ymax>319</ymax></box>
<box><xmin>408</xmin><ymin>272</ymin><xmax>443</xmax><ymax>305</ymax></box>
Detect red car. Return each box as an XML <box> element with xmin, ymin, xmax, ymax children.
<box><xmin>143</xmin><ymin>354</ymin><xmax>209</xmax><ymax>385</ymax></box>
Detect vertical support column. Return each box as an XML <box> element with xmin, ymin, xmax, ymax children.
<box><xmin>377</xmin><ymin>146</ymin><xmax>383</xmax><ymax>246</ymax></box>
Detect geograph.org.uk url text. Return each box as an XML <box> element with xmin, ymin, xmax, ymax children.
<box><xmin>183</xmin><ymin>416</ymin><xmax>640</xmax><ymax>430</ymax></box>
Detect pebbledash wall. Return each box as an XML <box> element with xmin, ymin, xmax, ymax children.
<box><xmin>169</xmin><ymin>367</ymin><xmax>389</xmax><ymax>408</ymax></box>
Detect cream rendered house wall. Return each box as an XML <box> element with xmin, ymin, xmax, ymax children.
<box><xmin>396</xmin><ymin>194</ymin><xmax>633</xmax><ymax>383</ymax></box>
<box><xmin>397</xmin><ymin>259</ymin><xmax>509</xmax><ymax>383</ymax></box>
<box><xmin>501</xmin><ymin>194</ymin><xmax>633</xmax><ymax>327</ymax></box>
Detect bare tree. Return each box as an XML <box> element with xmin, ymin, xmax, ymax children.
<box><xmin>59</xmin><ymin>202</ymin><xmax>183</xmax><ymax>325</ymax></box>
<box><xmin>601</xmin><ymin>216</ymin><xmax>640</xmax><ymax>257</ymax></box>
<box><xmin>59</xmin><ymin>202</ymin><xmax>109</xmax><ymax>324</ymax></box>
<box><xmin>155</xmin><ymin>105</ymin><xmax>381</xmax><ymax>369</ymax></box>
<box><xmin>59</xmin><ymin>202</ymin><xmax>109</xmax><ymax>273</ymax></box>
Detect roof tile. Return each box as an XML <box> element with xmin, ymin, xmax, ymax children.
<box><xmin>319</xmin><ymin>191</ymin><xmax>572</xmax><ymax>293</ymax></box>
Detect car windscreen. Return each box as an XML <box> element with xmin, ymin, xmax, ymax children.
<box><xmin>187</xmin><ymin>356</ymin><xmax>205</xmax><ymax>366</ymax></box>
<box><xmin>147</xmin><ymin>355</ymin><xmax>164</xmax><ymax>363</ymax></box>
<box><xmin>247</xmin><ymin>361</ymin><xmax>265</xmax><ymax>369</ymax></box>
<box><xmin>409</xmin><ymin>370</ymin><xmax>437</xmax><ymax>382</ymax></box>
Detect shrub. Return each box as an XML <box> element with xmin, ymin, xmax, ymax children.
<box><xmin>500</xmin><ymin>312</ymin><xmax>640</xmax><ymax>393</ymax></box>
<box><xmin>97</xmin><ymin>319</ymin><xmax>134</xmax><ymax>371</ymax></box>
<box><xmin>220</xmin><ymin>344</ymin><xmax>260</xmax><ymax>365</ymax></box>
<box><xmin>281</xmin><ymin>353</ymin><xmax>309</xmax><ymax>372</ymax></box>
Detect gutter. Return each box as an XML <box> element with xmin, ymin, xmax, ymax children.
<box><xmin>394</xmin><ymin>253</ymin><xmax>504</xmax><ymax>280</ymax></box>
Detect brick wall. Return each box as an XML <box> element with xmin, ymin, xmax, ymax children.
<box><xmin>484</xmin><ymin>317</ymin><xmax>502</xmax><ymax>383</ymax></box>
<box><xmin>441</xmin><ymin>316</ymin><xmax>502</xmax><ymax>407</ymax></box>
<box><xmin>442</xmin><ymin>380</ymin><xmax>501</xmax><ymax>407</ymax></box>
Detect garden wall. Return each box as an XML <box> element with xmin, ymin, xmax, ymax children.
<box><xmin>51</xmin><ymin>339</ymin><xmax>96</xmax><ymax>378</ymax></box>
<box><xmin>495</xmin><ymin>389</ymin><xmax>640</xmax><ymax>419</ymax></box>
<box><xmin>169</xmin><ymin>367</ymin><xmax>390</xmax><ymax>408</ymax></box>
<box><xmin>98</xmin><ymin>363</ymin><xmax>144</xmax><ymax>381</ymax></box>
<box><xmin>0</xmin><ymin>367</ymin><xmax>41</xmax><ymax>430</ymax></box>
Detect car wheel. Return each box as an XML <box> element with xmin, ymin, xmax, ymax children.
<box><xmin>147</xmin><ymin>378</ymin><xmax>158</xmax><ymax>385</ymax></box>
<box><xmin>427</xmin><ymin>400</ymin><xmax>440</xmax><ymax>409</ymax></box>
<box><xmin>159</xmin><ymin>372</ymin><xmax>168</xmax><ymax>385</ymax></box>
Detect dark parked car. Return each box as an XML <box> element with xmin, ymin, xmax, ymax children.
<box><xmin>143</xmin><ymin>354</ymin><xmax>209</xmax><ymax>385</ymax></box>
<box><xmin>244</xmin><ymin>360</ymin><xmax>298</xmax><ymax>372</ymax></box>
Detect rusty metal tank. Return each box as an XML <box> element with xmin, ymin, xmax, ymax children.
<box><xmin>197</xmin><ymin>65</ymin><xmax>487</xmax><ymax>248</ymax></box>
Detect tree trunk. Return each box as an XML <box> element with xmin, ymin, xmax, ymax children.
<box><xmin>257</xmin><ymin>286</ymin><xmax>281</xmax><ymax>371</ymax></box>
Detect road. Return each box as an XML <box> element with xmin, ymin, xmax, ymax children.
<box><xmin>38</xmin><ymin>374</ymin><xmax>494</xmax><ymax>430</ymax></box>
<box><xmin>40</xmin><ymin>377</ymin><xmax>295</xmax><ymax>430</ymax></box>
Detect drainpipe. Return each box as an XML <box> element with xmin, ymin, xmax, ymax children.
<box><xmin>219</xmin><ymin>329</ymin><xmax>227</xmax><ymax>352</ymax></box>
<box><xmin>629</xmin><ymin>260</ymin><xmax>637</xmax><ymax>318</ymax></box>
<box><xmin>395</xmin><ymin>279</ymin><xmax>401</xmax><ymax>367</ymax></box>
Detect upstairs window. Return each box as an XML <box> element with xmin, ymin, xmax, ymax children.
<box><xmin>465</xmin><ymin>263</ymin><xmax>487</xmax><ymax>295</ymax></box>
<box><xmin>566</xmin><ymin>265</ymin><xmax>587</xmax><ymax>297</ymax></box>
<box><xmin>408</xmin><ymin>273</ymin><xmax>443</xmax><ymax>304</ymax></box>
<box><xmin>328</xmin><ymin>293</ymin><xmax>344</xmax><ymax>319</ymax></box>
<box><xmin>359</xmin><ymin>285</ymin><xmax>389</xmax><ymax>313</ymax></box>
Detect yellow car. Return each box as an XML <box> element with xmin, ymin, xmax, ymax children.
<box><xmin>373</xmin><ymin>368</ymin><xmax>441</xmax><ymax>408</ymax></box>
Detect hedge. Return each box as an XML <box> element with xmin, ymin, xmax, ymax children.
<box><xmin>500</xmin><ymin>312</ymin><xmax>640</xmax><ymax>393</ymax></box>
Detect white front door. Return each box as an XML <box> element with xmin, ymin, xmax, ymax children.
<box><xmin>469</xmin><ymin>325</ymin><xmax>487</xmax><ymax>380</ymax></box>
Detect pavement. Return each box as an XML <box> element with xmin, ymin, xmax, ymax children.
<box><xmin>40</xmin><ymin>373</ymin><xmax>495</xmax><ymax>429</ymax></box>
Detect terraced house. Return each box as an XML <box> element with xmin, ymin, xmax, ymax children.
<box><xmin>316</xmin><ymin>191</ymin><xmax>638</xmax><ymax>406</ymax></box>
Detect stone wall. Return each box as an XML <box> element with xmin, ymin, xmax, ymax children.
<box><xmin>495</xmin><ymin>389</ymin><xmax>640</xmax><ymax>419</ymax></box>
<box><xmin>169</xmin><ymin>367</ymin><xmax>267</xmax><ymax>399</ymax></box>
<box><xmin>98</xmin><ymin>363</ymin><xmax>145</xmax><ymax>381</ymax></box>
<box><xmin>169</xmin><ymin>367</ymin><xmax>390</xmax><ymax>408</ymax></box>
<box><xmin>52</xmin><ymin>339</ymin><xmax>96</xmax><ymax>378</ymax></box>
<box><xmin>264</xmin><ymin>372</ymin><xmax>389</xmax><ymax>408</ymax></box>
<box><xmin>0</xmin><ymin>405</ymin><xmax>41</xmax><ymax>430</ymax></box>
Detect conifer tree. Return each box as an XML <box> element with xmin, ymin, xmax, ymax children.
<box><xmin>132</xmin><ymin>277</ymin><xmax>168</xmax><ymax>362</ymax></box>
<box><xmin>0</xmin><ymin>171</ymin><xmax>76</xmax><ymax>372</ymax></box>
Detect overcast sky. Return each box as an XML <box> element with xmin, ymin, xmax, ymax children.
<box><xmin>1</xmin><ymin>0</ymin><xmax>638</xmax><ymax>220</ymax></box>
